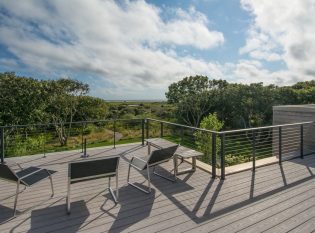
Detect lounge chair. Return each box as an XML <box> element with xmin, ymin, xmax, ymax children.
<box><xmin>127</xmin><ymin>145</ymin><xmax>179</xmax><ymax>193</ymax></box>
<box><xmin>67</xmin><ymin>156</ymin><xmax>120</xmax><ymax>214</ymax></box>
<box><xmin>0</xmin><ymin>163</ymin><xmax>54</xmax><ymax>216</ymax></box>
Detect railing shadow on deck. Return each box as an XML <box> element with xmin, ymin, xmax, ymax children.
<box><xmin>143</xmin><ymin>156</ymin><xmax>315</xmax><ymax>227</ymax></box>
<box><xmin>114</xmin><ymin>138</ymin><xmax>315</xmax><ymax>227</ymax></box>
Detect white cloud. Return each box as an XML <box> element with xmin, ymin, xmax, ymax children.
<box><xmin>2</xmin><ymin>0</ymin><xmax>314</xmax><ymax>98</ymax></box>
<box><xmin>0</xmin><ymin>58</ymin><xmax>18</xmax><ymax>68</ymax></box>
<box><xmin>239</xmin><ymin>27</ymin><xmax>282</xmax><ymax>61</ymax></box>
<box><xmin>226</xmin><ymin>59</ymin><xmax>301</xmax><ymax>86</ymax></box>
<box><xmin>240</xmin><ymin>0</ymin><xmax>315</xmax><ymax>84</ymax></box>
<box><xmin>0</xmin><ymin>0</ymin><xmax>224</xmax><ymax>99</ymax></box>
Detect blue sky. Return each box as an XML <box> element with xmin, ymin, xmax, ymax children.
<box><xmin>0</xmin><ymin>0</ymin><xmax>314</xmax><ymax>100</ymax></box>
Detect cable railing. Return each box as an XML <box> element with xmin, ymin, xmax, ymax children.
<box><xmin>146</xmin><ymin>118</ymin><xmax>315</xmax><ymax>179</ymax></box>
<box><xmin>1</xmin><ymin>118</ymin><xmax>314</xmax><ymax>180</ymax></box>
<box><xmin>0</xmin><ymin>119</ymin><xmax>145</xmax><ymax>161</ymax></box>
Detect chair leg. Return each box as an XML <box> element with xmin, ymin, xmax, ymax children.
<box><xmin>108</xmin><ymin>177</ymin><xmax>118</xmax><ymax>203</ymax></box>
<box><xmin>173</xmin><ymin>157</ymin><xmax>177</xmax><ymax>180</ymax></box>
<box><xmin>116</xmin><ymin>172</ymin><xmax>119</xmax><ymax>200</ymax></box>
<box><xmin>153</xmin><ymin>166</ymin><xmax>176</xmax><ymax>182</ymax></box>
<box><xmin>13</xmin><ymin>182</ymin><xmax>20</xmax><ymax>216</ymax></box>
<box><xmin>67</xmin><ymin>180</ymin><xmax>71</xmax><ymax>214</ymax></box>
<box><xmin>49</xmin><ymin>174</ymin><xmax>54</xmax><ymax>197</ymax></box>
<box><xmin>147</xmin><ymin>165</ymin><xmax>151</xmax><ymax>192</ymax></box>
<box><xmin>127</xmin><ymin>165</ymin><xmax>151</xmax><ymax>194</ymax></box>
<box><xmin>127</xmin><ymin>163</ymin><xmax>131</xmax><ymax>183</ymax></box>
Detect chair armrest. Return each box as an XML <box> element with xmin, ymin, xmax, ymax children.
<box><xmin>6</xmin><ymin>162</ymin><xmax>23</xmax><ymax>170</ymax></box>
<box><xmin>132</xmin><ymin>156</ymin><xmax>147</xmax><ymax>163</ymax></box>
<box><xmin>18</xmin><ymin>168</ymin><xmax>50</xmax><ymax>180</ymax></box>
<box><xmin>129</xmin><ymin>156</ymin><xmax>148</xmax><ymax>170</ymax></box>
<box><xmin>16</xmin><ymin>162</ymin><xmax>23</xmax><ymax>171</ymax></box>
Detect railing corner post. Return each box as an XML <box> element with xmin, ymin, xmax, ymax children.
<box><xmin>146</xmin><ymin>119</ymin><xmax>149</xmax><ymax>140</ymax></box>
<box><xmin>300</xmin><ymin>124</ymin><xmax>304</xmax><ymax>159</ymax></box>
<box><xmin>220</xmin><ymin>133</ymin><xmax>225</xmax><ymax>180</ymax></box>
<box><xmin>113</xmin><ymin>120</ymin><xmax>116</xmax><ymax>149</ymax></box>
<box><xmin>81</xmin><ymin>123</ymin><xmax>84</xmax><ymax>153</ymax></box>
<box><xmin>160</xmin><ymin>122</ymin><xmax>164</xmax><ymax>138</ymax></box>
<box><xmin>1</xmin><ymin>127</ymin><xmax>4</xmax><ymax>164</ymax></box>
<box><xmin>252</xmin><ymin>130</ymin><xmax>256</xmax><ymax>171</ymax></box>
<box><xmin>141</xmin><ymin>119</ymin><xmax>145</xmax><ymax>145</ymax></box>
<box><xmin>211</xmin><ymin>132</ymin><xmax>217</xmax><ymax>178</ymax></box>
<box><xmin>43</xmin><ymin>127</ymin><xmax>46</xmax><ymax>158</ymax></box>
<box><xmin>278</xmin><ymin>126</ymin><xmax>282</xmax><ymax>165</ymax></box>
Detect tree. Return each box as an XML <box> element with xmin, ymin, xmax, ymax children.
<box><xmin>75</xmin><ymin>96</ymin><xmax>108</xmax><ymax>121</ymax></box>
<box><xmin>166</xmin><ymin>76</ymin><xmax>227</xmax><ymax>127</ymax></box>
<box><xmin>218</xmin><ymin>83</ymin><xmax>277</xmax><ymax>128</ymax></box>
<box><xmin>45</xmin><ymin>78</ymin><xmax>89</xmax><ymax>146</ymax></box>
<box><xmin>0</xmin><ymin>72</ymin><xmax>48</xmax><ymax>125</ymax></box>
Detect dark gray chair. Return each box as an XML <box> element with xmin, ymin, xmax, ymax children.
<box><xmin>0</xmin><ymin>163</ymin><xmax>54</xmax><ymax>216</ymax></box>
<box><xmin>127</xmin><ymin>145</ymin><xmax>179</xmax><ymax>193</ymax></box>
<box><xmin>67</xmin><ymin>156</ymin><xmax>120</xmax><ymax>214</ymax></box>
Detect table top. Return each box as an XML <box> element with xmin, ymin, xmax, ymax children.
<box><xmin>175</xmin><ymin>149</ymin><xmax>203</xmax><ymax>158</ymax></box>
<box><xmin>145</xmin><ymin>138</ymin><xmax>203</xmax><ymax>158</ymax></box>
<box><xmin>145</xmin><ymin>138</ymin><xmax>176</xmax><ymax>148</ymax></box>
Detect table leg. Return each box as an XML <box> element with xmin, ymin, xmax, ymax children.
<box><xmin>173</xmin><ymin>156</ymin><xmax>178</xmax><ymax>179</ymax></box>
<box><xmin>148</xmin><ymin>142</ymin><xmax>151</xmax><ymax>155</ymax></box>
<box><xmin>192</xmin><ymin>157</ymin><xmax>196</xmax><ymax>172</ymax></box>
<box><xmin>175</xmin><ymin>156</ymin><xmax>197</xmax><ymax>175</ymax></box>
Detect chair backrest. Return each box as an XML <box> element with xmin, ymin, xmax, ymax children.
<box><xmin>0</xmin><ymin>163</ymin><xmax>18</xmax><ymax>183</ymax></box>
<box><xmin>69</xmin><ymin>156</ymin><xmax>120</xmax><ymax>184</ymax></box>
<box><xmin>148</xmin><ymin>145</ymin><xmax>179</xmax><ymax>166</ymax></box>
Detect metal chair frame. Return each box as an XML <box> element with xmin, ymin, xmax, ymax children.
<box><xmin>67</xmin><ymin>156</ymin><xmax>119</xmax><ymax>214</ymax></box>
<box><xmin>0</xmin><ymin>163</ymin><xmax>54</xmax><ymax>216</ymax></box>
<box><xmin>127</xmin><ymin>146</ymin><xmax>178</xmax><ymax>194</ymax></box>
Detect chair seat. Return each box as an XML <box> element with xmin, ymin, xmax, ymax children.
<box><xmin>16</xmin><ymin>167</ymin><xmax>52</xmax><ymax>186</ymax></box>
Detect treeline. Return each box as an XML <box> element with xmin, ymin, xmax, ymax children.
<box><xmin>2</xmin><ymin>72</ymin><xmax>314</xmax><ymax>131</ymax></box>
<box><xmin>0</xmin><ymin>72</ymin><xmax>108</xmax><ymax>126</ymax></box>
<box><xmin>0</xmin><ymin>72</ymin><xmax>109</xmax><ymax>146</ymax></box>
<box><xmin>0</xmin><ymin>73</ymin><xmax>175</xmax><ymax>127</ymax></box>
<box><xmin>107</xmin><ymin>102</ymin><xmax>174</xmax><ymax>120</ymax></box>
<box><xmin>166</xmin><ymin>76</ymin><xmax>315</xmax><ymax>129</ymax></box>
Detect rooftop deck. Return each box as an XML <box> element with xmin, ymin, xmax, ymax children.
<box><xmin>1</xmin><ymin>143</ymin><xmax>315</xmax><ymax>233</ymax></box>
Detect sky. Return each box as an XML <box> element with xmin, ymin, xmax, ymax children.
<box><xmin>0</xmin><ymin>0</ymin><xmax>315</xmax><ymax>100</ymax></box>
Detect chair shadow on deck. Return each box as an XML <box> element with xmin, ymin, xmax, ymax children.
<box><xmin>28</xmin><ymin>200</ymin><xmax>89</xmax><ymax>233</ymax></box>
<box><xmin>0</xmin><ymin>205</ymin><xmax>21</xmax><ymax>225</ymax></box>
<box><xmin>107</xmin><ymin>185</ymin><xmax>156</xmax><ymax>233</ymax></box>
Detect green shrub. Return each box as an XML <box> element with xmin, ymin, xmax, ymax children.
<box><xmin>194</xmin><ymin>113</ymin><xmax>223</xmax><ymax>166</ymax></box>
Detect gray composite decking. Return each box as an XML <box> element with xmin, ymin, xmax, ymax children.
<box><xmin>0</xmin><ymin>143</ymin><xmax>315</xmax><ymax>233</ymax></box>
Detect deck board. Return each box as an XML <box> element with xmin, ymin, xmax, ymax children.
<box><xmin>0</xmin><ymin>143</ymin><xmax>315</xmax><ymax>233</ymax></box>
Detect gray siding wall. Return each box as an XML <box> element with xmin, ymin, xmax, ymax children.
<box><xmin>273</xmin><ymin>105</ymin><xmax>315</xmax><ymax>160</ymax></box>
